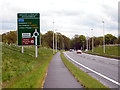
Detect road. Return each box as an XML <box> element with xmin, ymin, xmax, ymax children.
<box><xmin>64</xmin><ymin>51</ymin><xmax>120</xmax><ymax>88</ymax></box>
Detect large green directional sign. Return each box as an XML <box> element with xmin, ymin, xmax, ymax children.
<box><xmin>17</xmin><ymin>13</ymin><xmax>40</xmax><ymax>46</ymax></box>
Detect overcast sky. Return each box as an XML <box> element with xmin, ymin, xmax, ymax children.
<box><xmin>0</xmin><ymin>0</ymin><xmax>119</xmax><ymax>38</ymax></box>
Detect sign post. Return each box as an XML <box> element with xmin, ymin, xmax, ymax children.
<box><xmin>22</xmin><ymin>46</ymin><xmax>24</xmax><ymax>53</ymax></box>
<box><xmin>32</xmin><ymin>29</ymin><xmax>39</xmax><ymax>58</ymax></box>
<box><xmin>17</xmin><ymin>13</ymin><xmax>40</xmax><ymax>58</ymax></box>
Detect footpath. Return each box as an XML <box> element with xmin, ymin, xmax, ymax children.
<box><xmin>43</xmin><ymin>52</ymin><xmax>83</xmax><ymax>88</ymax></box>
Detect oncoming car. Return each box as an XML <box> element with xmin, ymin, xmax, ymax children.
<box><xmin>69</xmin><ymin>49</ymin><xmax>72</xmax><ymax>52</ymax></box>
<box><xmin>77</xmin><ymin>50</ymin><xmax>82</xmax><ymax>54</ymax></box>
<box><xmin>69</xmin><ymin>49</ymin><xmax>74</xmax><ymax>52</ymax></box>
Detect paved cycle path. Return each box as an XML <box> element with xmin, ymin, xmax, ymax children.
<box><xmin>43</xmin><ymin>52</ymin><xmax>83</xmax><ymax>88</ymax></box>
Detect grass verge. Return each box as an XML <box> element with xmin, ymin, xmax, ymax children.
<box><xmin>60</xmin><ymin>51</ymin><xmax>109</xmax><ymax>89</ymax></box>
<box><xmin>2</xmin><ymin>44</ymin><xmax>53</xmax><ymax>88</ymax></box>
<box><xmin>85</xmin><ymin>46</ymin><xmax>120</xmax><ymax>59</ymax></box>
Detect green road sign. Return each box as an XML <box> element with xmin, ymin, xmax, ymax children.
<box><xmin>17</xmin><ymin>13</ymin><xmax>40</xmax><ymax>46</ymax></box>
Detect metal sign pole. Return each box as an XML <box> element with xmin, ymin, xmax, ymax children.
<box><xmin>35</xmin><ymin>36</ymin><xmax>37</xmax><ymax>58</ymax></box>
<box><xmin>53</xmin><ymin>22</ymin><xmax>54</xmax><ymax>55</ymax></box>
<box><xmin>22</xmin><ymin>46</ymin><xmax>24</xmax><ymax>53</ymax></box>
<box><xmin>91</xmin><ymin>29</ymin><xmax>93</xmax><ymax>52</ymax></box>
<box><xmin>36</xmin><ymin>46</ymin><xmax>37</xmax><ymax>58</ymax></box>
<box><xmin>56</xmin><ymin>32</ymin><xmax>57</xmax><ymax>52</ymax></box>
<box><xmin>89</xmin><ymin>39</ymin><xmax>90</xmax><ymax>50</ymax></box>
<box><xmin>32</xmin><ymin>29</ymin><xmax>39</xmax><ymax>58</ymax></box>
<box><xmin>102</xmin><ymin>21</ymin><xmax>105</xmax><ymax>53</ymax></box>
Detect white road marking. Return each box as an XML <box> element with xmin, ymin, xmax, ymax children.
<box><xmin>64</xmin><ymin>52</ymin><xmax>120</xmax><ymax>86</ymax></box>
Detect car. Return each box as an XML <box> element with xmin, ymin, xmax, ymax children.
<box><xmin>69</xmin><ymin>49</ymin><xmax>74</xmax><ymax>52</ymax></box>
<box><xmin>77</xmin><ymin>50</ymin><xmax>82</xmax><ymax>54</ymax></box>
<box><xmin>69</xmin><ymin>49</ymin><xmax>72</xmax><ymax>52</ymax></box>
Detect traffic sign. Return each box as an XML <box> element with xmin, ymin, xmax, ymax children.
<box><xmin>17</xmin><ymin>13</ymin><xmax>40</xmax><ymax>46</ymax></box>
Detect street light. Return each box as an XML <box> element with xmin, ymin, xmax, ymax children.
<box><xmin>55</xmin><ymin>30</ymin><xmax>57</xmax><ymax>52</ymax></box>
<box><xmin>53</xmin><ymin>22</ymin><xmax>54</xmax><ymax>55</ymax></box>
<box><xmin>57</xmin><ymin>32</ymin><xmax>60</xmax><ymax>50</ymax></box>
<box><xmin>62</xmin><ymin>37</ymin><xmax>64</xmax><ymax>50</ymax></box>
<box><xmin>87</xmin><ymin>39</ymin><xmax>88</xmax><ymax>51</ymax></box>
<box><xmin>86</xmin><ymin>33</ymin><xmax>88</xmax><ymax>51</ymax></box>
<box><xmin>88</xmin><ymin>38</ymin><xmax>90</xmax><ymax>51</ymax></box>
<box><xmin>91</xmin><ymin>29</ymin><xmax>94</xmax><ymax>52</ymax></box>
<box><xmin>102</xmin><ymin>21</ymin><xmax>105</xmax><ymax>53</ymax></box>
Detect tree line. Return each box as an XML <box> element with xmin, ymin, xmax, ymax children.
<box><xmin>1</xmin><ymin>30</ymin><xmax>120</xmax><ymax>50</ymax></box>
<box><xmin>70</xmin><ymin>34</ymin><xmax>119</xmax><ymax>50</ymax></box>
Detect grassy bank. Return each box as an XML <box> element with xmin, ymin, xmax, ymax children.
<box><xmin>86</xmin><ymin>46</ymin><xmax>119</xmax><ymax>59</ymax></box>
<box><xmin>60</xmin><ymin>51</ymin><xmax>108</xmax><ymax>88</ymax></box>
<box><xmin>2</xmin><ymin>44</ymin><xmax>53</xmax><ymax>88</ymax></box>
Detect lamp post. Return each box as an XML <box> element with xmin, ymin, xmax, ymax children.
<box><xmin>89</xmin><ymin>38</ymin><xmax>90</xmax><ymax>50</ymax></box>
<box><xmin>62</xmin><ymin>37</ymin><xmax>64</xmax><ymax>50</ymax></box>
<box><xmin>87</xmin><ymin>39</ymin><xmax>88</xmax><ymax>51</ymax></box>
<box><xmin>57</xmin><ymin>32</ymin><xmax>60</xmax><ymax>50</ymax></box>
<box><xmin>40</xmin><ymin>14</ymin><xmax>41</xmax><ymax>46</ymax></box>
<box><xmin>56</xmin><ymin>31</ymin><xmax>57</xmax><ymax>52</ymax></box>
<box><xmin>58</xmin><ymin>35</ymin><xmax>59</xmax><ymax>50</ymax></box>
<box><xmin>102</xmin><ymin>21</ymin><xmax>105</xmax><ymax>53</ymax></box>
<box><xmin>40</xmin><ymin>33</ymin><xmax>41</xmax><ymax>46</ymax></box>
<box><xmin>91</xmin><ymin>29</ymin><xmax>93</xmax><ymax>52</ymax></box>
<box><xmin>53</xmin><ymin>22</ymin><xmax>54</xmax><ymax>55</ymax></box>
<box><xmin>86</xmin><ymin>33</ymin><xmax>88</xmax><ymax>51</ymax></box>
<box><xmin>83</xmin><ymin>41</ymin><xmax>84</xmax><ymax>50</ymax></box>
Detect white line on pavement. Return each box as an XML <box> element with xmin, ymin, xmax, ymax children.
<box><xmin>64</xmin><ymin>52</ymin><xmax>120</xmax><ymax>86</ymax></box>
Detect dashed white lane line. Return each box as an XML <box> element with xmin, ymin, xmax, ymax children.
<box><xmin>64</xmin><ymin>52</ymin><xmax>120</xmax><ymax>86</ymax></box>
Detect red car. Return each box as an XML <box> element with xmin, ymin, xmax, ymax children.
<box><xmin>77</xmin><ymin>50</ymin><xmax>82</xmax><ymax>54</ymax></box>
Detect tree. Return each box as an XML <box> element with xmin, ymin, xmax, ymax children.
<box><xmin>118</xmin><ymin>36</ymin><xmax>120</xmax><ymax>44</ymax></box>
<box><xmin>2</xmin><ymin>31</ymin><xmax>17</xmax><ymax>44</ymax></box>
<box><xmin>41</xmin><ymin>31</ymin><xmax>54</xmax><ymax>48</ymax></box>
<box><xmin>62</xmin><ymin>35</ymin><xmax>70</xmax><ymax>50</ymax></box>
<box><xmin>70</xmin><ymin>36</ymin><xmax>79</xmax><ymax>50</ymax></box>
<box><xmin>7</xmin><ymin>31</ymin><xmax>17</xmax><ymax>44</ymax></box>
<box><xmin>78</xmin><ymin>35</ymin><xmax>86</xmax><ymax>50</ymax></box>
<box><xmin>41</xmin><ymin>31</ymin><xmax>70</xmax><ymax>50</ymax></box>
<box><xmin>70</xmin><ymin>35</ymin><xmax>86</xmax><ymax>50</ymax></box>
<box><xmin>0</xmin><ymin>34</ymin><xmax>2</xmax><ymax>42</ymax></box>
<box><xmin>94</xmin><ymin>37</ymin><xmax>103</xmax><ymax>47</ymax></box>
<box><xmin>2</xmin><ymin>33</ymin><xmax>7</xmax><ymax>43</ymax></box>
<box><xmin>105</xmin><ymin>34</ymin><xmax>117</xmax><ymax>44</ymax></box>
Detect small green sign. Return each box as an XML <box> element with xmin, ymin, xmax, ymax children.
<box><xmin>17</xmin><ymin>13</ymin><xmax>40</xmax><ymax>46</ymax></box>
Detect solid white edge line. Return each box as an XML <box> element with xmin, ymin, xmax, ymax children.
<box><xmin>64</xmin><ymin>52</ymin><xmax>120</xmax><ymax>86</ymax></box>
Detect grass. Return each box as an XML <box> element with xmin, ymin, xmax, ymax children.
<box><xmin>2</xmin><ymin>43</ymin><xmax>53</xmax><ymax>88</ymax></box>
<box><xmin>60</xmin><ymin>51</ymin><xmax>109</xmax><ymax>89</ymax></box>
<box><xmin>86</xmin><ymin>46</ymin><xmax>120</xmax><ymax>59</ymax></box>
<box><xmin>0</xmin><ymin>43</ymin><xmax>2</xmax><ymax>89</ymax></box>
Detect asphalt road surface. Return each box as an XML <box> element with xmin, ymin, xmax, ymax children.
<box><xmin>44</xmin><ymin>52</ymin><xmax>83</xmax><ymax>88</ymax></box>
<box><xmin>64</xmin><ymin>51</ymin><xmax>120</xmax><ymax>88</ymax></box>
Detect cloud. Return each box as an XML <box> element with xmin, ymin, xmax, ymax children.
<box><xmin>0</xmin><ymin>0</ymin><xmax>119</xmax><ymax>38</ymax></box>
